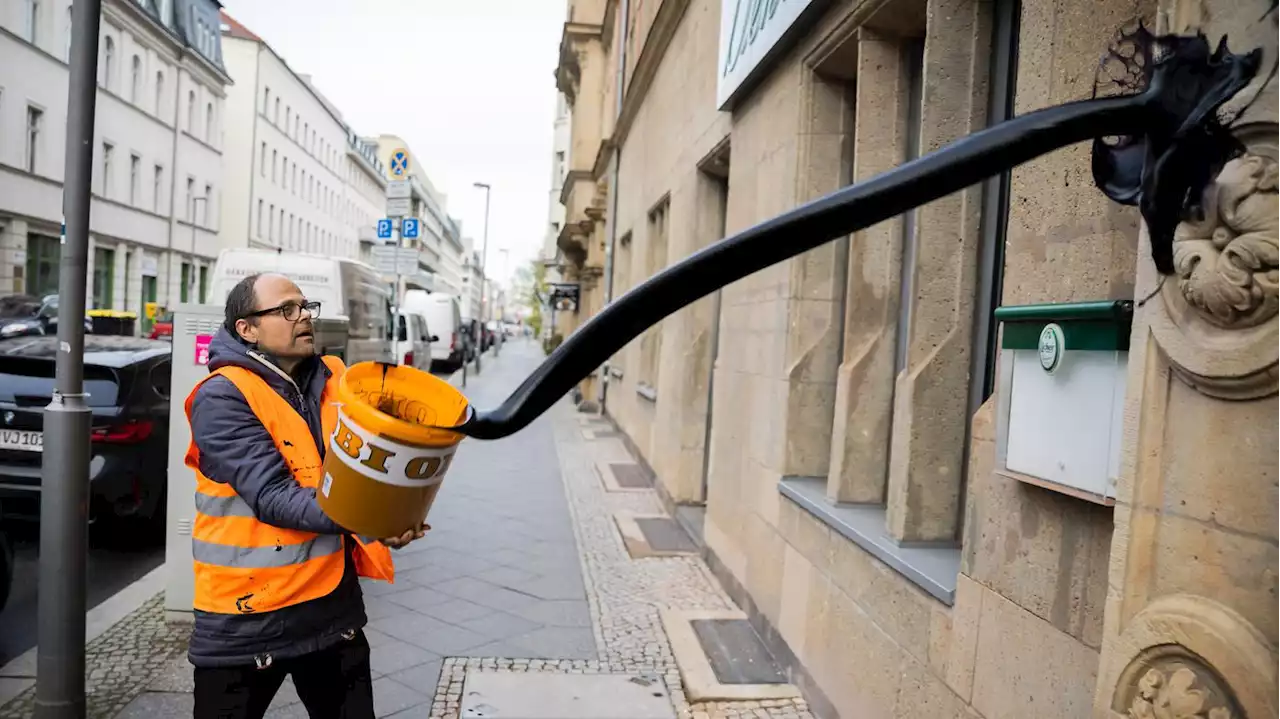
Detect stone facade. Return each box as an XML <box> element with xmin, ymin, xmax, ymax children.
<box><xmin>560</xmin><ymin>0</ymin><xmax>1279</xmax><ymax>717</ymax></box>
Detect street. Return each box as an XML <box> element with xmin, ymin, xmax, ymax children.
<box><xmin>0</xmin><ymin>526</ymin><xmax>162</xmax><ymax>666</ymax></box>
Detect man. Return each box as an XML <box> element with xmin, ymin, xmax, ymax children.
<box><xmin>185</xmin><ymin>273</ymin><xmax>426</xmax><ymax>718</ymax></box>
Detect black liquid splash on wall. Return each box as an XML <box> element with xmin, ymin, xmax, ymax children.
<box><xmin>458</xmin><ymin>30</ymin><xmax>1260</xmax><ymax>441</ymax></box>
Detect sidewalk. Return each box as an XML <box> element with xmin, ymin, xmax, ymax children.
<box><xmin>0</xmin><ymin>341</ymin><xmax>813</xmax><ymax>719</ymax></box>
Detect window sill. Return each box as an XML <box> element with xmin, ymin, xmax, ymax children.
<box><xmin>636</xmin><ymin>383</ymin><xmax>657</xmax><ymax>402</ymax></box>
<box><xmin>777</xmin><ymin>476</ymin><xmax>959</xmax><ymax>606</ymax></box>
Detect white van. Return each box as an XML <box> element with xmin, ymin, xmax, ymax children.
<box><xmin>209</xmin><ymin>249</ymin><xmax>393</xmax><ymax>364</ymax></box>
<box><xmin>394</xmin><ymin>311</ymin><xmax>436</xmax><ymax>372</ymax></box>
<box><xmin>402</xmin><ymin>291</ymin><xmax>465</xmax><ymax>372</ymax></box>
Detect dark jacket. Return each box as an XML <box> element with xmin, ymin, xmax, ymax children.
<box><xmin>187</xmin><ymin>328</ymin><xmax>366</xmax><ymax>669</ymax></box>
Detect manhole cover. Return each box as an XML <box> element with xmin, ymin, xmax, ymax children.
<box><xmin>460</xmin><ymin>672</ymin><xmax>675</xmax><ymax>718</ymax></box>
<box><xmin>635</xmin><ymin>517</ymin><xmax>697</xmax><ymax>553</ymax></box>
<box><xmin>610</xmin><ymin>463</ymin><xmax>652</xmax><ymax>488</ymax></box>
<box><xmin>690</xmin><ymin>619</ymin><xmax>787</xmax><ymax>685</ymax></box>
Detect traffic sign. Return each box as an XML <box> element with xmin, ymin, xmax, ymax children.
<box><xmin>386</xmin><ymin>180</ymin><xmax>410</xmax><ymax>200</ymax></box>
<box><xmin>371</xmin><ymin>245</ymin><xmax>419</xmax><ymax>276</ymax></box>
<box><xmin>386</xmin><ymin>197</ymin><xmax>411</xmax><ymax>217</ymax></box>
<box><xmin>402</xmin><ymin>218</ymin><xmax>420</xmax><ymax>239</ymax></box>
<box><xmin>376</xmin><ymin>219</ymin><xmax>393</xmax><ymax>239</ymax></box>
<box><xmin>388</xmin><ymin>148</ymin><xmax>410</xmax><ymax>178</ymax></box>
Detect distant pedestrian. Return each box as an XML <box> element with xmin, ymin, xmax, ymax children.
<box><xmin>184</xmin><ymin>272</ymin><xmax>426</xmax><ymax>718</ymax></box>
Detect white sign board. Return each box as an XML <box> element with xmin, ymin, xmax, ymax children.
<box><xmin>371</xmin><ymin>245</ymin><xmax>419</xmax><ymax>276</ymax></box>
<box><xmin>386</xmin><ymin>180</ymin><xmax>411</xmax><ymax>200</ymax></box>
<box><xmin>386</xmin><ymin>197</ymin><xmax>412</xmax><ymax>218</ymax></box>
<box><xmin>716</xmin><ymin>0</ymin><xmax>822</xmax><ymax>109</ymax></box>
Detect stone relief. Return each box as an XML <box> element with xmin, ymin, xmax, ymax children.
<box><xmin>1128</xmin><ymin>663</ymin><xmax>1240</xmax><ymax>719</ymax></box>
<box><xmin>1171</xmin><ymin>151</ymin><xmax>1279</xmax><ymax>328</ymax></box>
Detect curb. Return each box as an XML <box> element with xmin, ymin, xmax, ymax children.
<box><xmin>0</xmin><ymin>562</ymin><xmax>167</xmax><ymax>679</ymax></box>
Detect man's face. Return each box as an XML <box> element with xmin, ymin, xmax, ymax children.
<box><xmin>234</xmin><ymin>274</ymin><xmax>317</xmax><ymax>359</ymax></box>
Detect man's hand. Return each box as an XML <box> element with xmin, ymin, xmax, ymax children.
<box><xmin>381</xmin><ymin>523</ymin><xmax>429</xmax><ymax>549</ymax></box>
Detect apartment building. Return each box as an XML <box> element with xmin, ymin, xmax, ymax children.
<box><xmin>344</xmin><ymin>130</ymin><xmax>385</xmax><ymax>265</ymax></box>
<box><xmin>557</xmin><ymin>0</ymin><xmax>1278</xmax><ymax>717</ymax></box>
<box><xmin>218</xmin><ymin>12</ymin><xmax>360</xmax><ymax>261</ymax></box>
<box><xmin>0</xmin><ymin>0</ymin><xmax>230</xmax><ymax>333</ymax></box>
<box><xmin>542</xmin><ymin>90</ymin><xmax>570</xmax><ymax>279</ymax></box>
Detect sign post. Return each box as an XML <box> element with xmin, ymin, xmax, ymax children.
<box><xmin>386</xmin><ymin>150</ymin><xmax>411</xmax><ymax>363</ymax></box>
<box><xmin>37</xmin><ymin>0</ymin><xmax>101</xmax><ymax>715</ymax></box>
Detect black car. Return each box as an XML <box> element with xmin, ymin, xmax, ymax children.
<box><xmin>0</xmin><ymin>336</ymin><xmax>171</xmax><ymax>532</ymax></box>
<box><xmin>0</xmin><ymin>294</ymin><xmax>93</xmax><ymax>339</ymax></box>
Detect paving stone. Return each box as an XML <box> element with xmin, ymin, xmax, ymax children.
<box><xmin>454</xmin><ymin>611</ymin><xmax>543</xmax><ymax>642</ymax></box>
<box><xmin>510</xmin><ymin>600</ymin><xmax>593</xmax><ymax>628</ymax></box>
<box><xmin>368</xmin><ymin>638</ymin><xmax>443</xmax><ymax>678</ymax></box>
<box><xmin>417</xmin><ymin>598</ymin><xmax>498</xmax><ymax>625</ymax></box>
<box><xmin>508</xmin><ymin>627</ymin><xmax>598</xmax><ymax>660</ymax></box>
<box><xmin>372</xmin><ymin>677</ymin><xmax>431</xmax><ymax>717</ymax></box>
<box><xmin>388</xmin><ymin>660</ymin><xmax>445</xmax><ymax>693</ymax></box>
<box><xmin>114</xmin><ymin>691</ymin><xmax>194</xmax><ymax>718</ymax></box>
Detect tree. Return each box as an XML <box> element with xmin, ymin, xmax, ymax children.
<box><xmin>513</xmin><ymin>259</ymin><xmax>548</xmax><ymax>337</ymax></box>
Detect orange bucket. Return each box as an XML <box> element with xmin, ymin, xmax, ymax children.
<box><xmin>317</xmin><ymin>362</ymin><xmax>469</xmax><ymax>539</ymax></box>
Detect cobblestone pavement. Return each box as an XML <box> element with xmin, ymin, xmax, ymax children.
<box><xmin>0</xmin><ymin>594</ymin><xmax>188</xmax><ymax>719</ymax></box>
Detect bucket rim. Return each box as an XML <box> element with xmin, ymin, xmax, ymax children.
<box><xmin>338</xmin><ymin>361</ymin><xmax>470</xmax><ymax>445</ymax></box>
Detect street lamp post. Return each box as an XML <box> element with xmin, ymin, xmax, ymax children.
<box><xmin>473</xmin><ymin>182</ymin><xmax>491</xmax><ymax>366</ymax></box>
<box><xmin>38</xmin><ymin>0</ymin><xmax>102</xmax><ymax>715</ymax></box>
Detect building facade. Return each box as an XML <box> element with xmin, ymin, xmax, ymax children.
<box><xmin>460</xmin><ymin>237</ymin><xmax>483</xmax><ymax>321</ymax></box>
<box><xmin>218</xmin><ymin>13</ymin><xmax>358</xmax><ymax>261</ymax></box>
<box><xmin>0</xmin><ymin>0</ymin><xmax>230</xmax><ymax>332</ymax></box>
<box><xmin>343</xmin><ymin>129</ymin><xmax>385</xmax><ymax>266</ymax></box>
<box><xmin>559</xmin><ymin>0</ymin><xmax>1279</xmax><ymax>717</ymax></box>
<box><xmin>372</xmin><ymin>135</ymin><xmax>465</xmax><ymax>297</ymax></box>
<box><xmin>541</xmin><ymin>91</ymin><xmax>572</xmax><ymax>338</ymax></box>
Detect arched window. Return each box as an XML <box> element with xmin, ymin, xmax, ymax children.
<box><xmin>130</xmin><ymin>55</ymin><xmax>141</xmax><ymax>103</ymax></box>
<box><xmin>102</xmin><ymin>36</ymin><xmax>115</xmax><ymax>90</ymax></box>
<box><xmin>186</xmin><ymin>90</ymin><xmax>196</xmax><ymax>132</ymax></box>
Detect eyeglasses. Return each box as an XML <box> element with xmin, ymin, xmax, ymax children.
<box><xmin>243</xmin><ymin>300</ymin><xmax>321</xmax><ymax>322</ymax></box>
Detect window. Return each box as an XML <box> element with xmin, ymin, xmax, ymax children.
<box><xmin>640</xmin><ymin>198</ymin><xmax>669</xmax><ymax>391</ymax></box>
<box><xmin>101</xmin><ymin>143</ymin><xmax>114</xmax><ymax>197</ymax></box>
<box><xmin>260</xmin><ymin>142</ymin><xmax>267</xmax><ymax>176</ymax></box>
<box><xmin>129</xmin><ymin>154</ymin><xmax>140</xmax><ymax>205</ymax></box>
<box><xmin>26</xmin><ymin>234</ymin><xmax>60</xmax><ymax>296</ymax></box>
<box><xmin>130</xmin><ymin>55</ymin><xmax>141</xmax><ymax>103</ymax></box>
<box><xmin>26</xmin><ymin>0</ymin><xmax>39</xmax><ymax>44</ymax></box>
<box><xmin>203</xmin><ymin>183</ymin><xmax>212</xmax><ymax>224</ymax></box>
<box><xmin>92</xmin><ymin>246</ymin><xmax>114</xmax><ymax>309</ymax></box>
<box><xmin>154</xmin><ymin>71</ymin><xmax>164</xmax><ymax>116</ymax></box>
<box><xmin>263</xmin><ymin>87</ymin><xmax>270</xmax><ymax>113</ymax></box>
<box><xmin>555</xmin><ymin>151</ymin><xmax>565</xmax><ymax>179</ymax></box>
<box><xmin>180</xmin><ymin>262</ymin><xmax>191</xmax><ymax>303</ymax></box>
<box><xmin>25</xmin><ymin>106</ymin><xmax>42</xmax><ymax>173</ymax></box>
<box><xmin>205</xmin><ymin>102</ymin><xmax>214</xmax><ymax>143</ymax></box>
<box><xmin>198</xmin><ymin>265</ymin><xmax>208</xmax><ymax>303</ymax></box>
<box><xmin>153</xmin><ymin>164</ymin><xmax>163</xmax><ymax>212</ymax></box>
<box><xmin>102</xmin><ymin>35</ymin><xmax>114</xmax><ymax>90</ymax></box>
<box><xmin>282</xmin><ymin>157</ymin><xmax>288</xmax><ymax>190</ymax></box>
<box><xmin>292</xmin><ymin>165</ymin><xmax>297</xmax><ymax>195</ymax></box>
<box><xmin>187</xmin><ymin>90</ymin><xmax>196</xmax><ymax>132</ymax></box>
<box><xmin>269</xmin><ymin>203</ymin><xmax>276</xmax><ymax>241</ymax></box>
<box><xmin>285</xmin><ymin>106</ymin><xmax>291</xmax><ymax>131</ymax></box>
<box><xmin>272</xmin><ymin>149</ymin><xmax>278</xmax><ymax>182</ymax></box>
<box><xmin>257</xmin><ymin>199</ymin><xmax>264</xmax><ymax>237</ymax></box>
<box><xmin>273</xmin><ymin>97</ymin><xmax>280</xmax><ymax>124</ymax></box>
<box><xmin>186</xmin><ymin>177</ymin><xmax>195</xmax><ymax>220</ymax></box>
<box><xmin>64</xmin><ymin>5</ymin><xmax>71</xmax><ymax>59</ymax></box>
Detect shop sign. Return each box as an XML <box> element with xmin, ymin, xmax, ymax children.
<box><xmin>549</xmin><ymin>282</ymin><xmax>580</xmax><ymax>312</ymax></box>
<box><xmin>1038</xmin><ymin>323</ymin><xmax>1065</xmax><ymax>374</ymax></box>
<box><xmin>717</xmin><ymin>0</ymin><xmax>823</xmax><ymax>109</ymax></box>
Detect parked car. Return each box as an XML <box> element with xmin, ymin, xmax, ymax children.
<box><xmin>402</xmin><ymin>291</ymin><xmax>467</xmax><ymax>372</ymax></box>
<box><xmin>0</xmin><ymin>335</ymin><xmax>171</xmax><ymax>532</ymax></box>
<box><xmin>148</xmin><ymin>311</ymin><xmax>173</xmax><ymax>341</ymax></box>
<box><xmin>395</xmin><ymin>311</ymin><xmax>437</xmax><ymax>373</ymax></box>
<box><xmin>0</xmin><ymin>295</ymin><xmax>93</xmax><ymax>339</ymax></box>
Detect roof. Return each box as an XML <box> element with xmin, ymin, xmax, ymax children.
<box><xmin>218</xmin><ymin>10</ymin><xmax>260</xmax><ymax>42</ymax></box>
<box><xmin>0</xmin><ymin>336</ymin><xmax>171</xmax><ymax>368</ymax></box>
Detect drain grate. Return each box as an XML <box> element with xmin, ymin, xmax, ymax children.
<box><xmin>635</xmin><ymin>517</ymin><xmax>698</xmax><ymax>553</ymax></box>
<box><xmin>690</xmin><ymin>619</ymin><xmax>788</xmax><ymax>686</ymax></box>
<box><xmin>610</xmin><ymin>463</ymin><xmax>652</xmax><ymax>488</ymax></box>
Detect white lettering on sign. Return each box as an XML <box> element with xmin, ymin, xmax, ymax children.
<box><xmin>716</xmin><ymin>0</ymin><xmax>821</xmax><ymax>109</ymax></box>
<box><xmin>327</xmin><ymin>408</ymin><xmax>456</xmax><ymax>488</ymax></box>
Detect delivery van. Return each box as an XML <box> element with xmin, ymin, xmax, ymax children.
<box><xmin>402</xmin><ymin>290</ymin><xmax>465</xmax><ymax>372</ymax></box>
<box><xmin>395</xmin><ymin>310</ymin><xmax>436</xmax><ymax>372</ymax></box>
<box><xmin>209</xmin><ymin>249</ymin><xmax>393</xmax><ymax>364</ymax></box>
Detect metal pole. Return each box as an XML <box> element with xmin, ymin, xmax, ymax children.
<box><xmin>473</xmin><ymin>182</ymin><xmax>490</xmax><ymax>369</ymax></box>
<box><xmin>37</xmin><ymin>0</ymin><xmax>101</xmax><ymax>715</ymax></box>
<box><xmin>391</xmin><ymin>219</ymin><xmax>403</xmax><ymax>363</ymax></box>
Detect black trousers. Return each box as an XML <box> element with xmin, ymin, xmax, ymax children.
<box><xmin>192</xmin><ymin>631</ymin><xmax>374</xmax><ymax>719</ymax></box>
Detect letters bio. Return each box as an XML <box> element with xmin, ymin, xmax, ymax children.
<box><xmin>331</xmin><ymin>418</ymin><xmax>453</xmax><ymax>482</ymax></box>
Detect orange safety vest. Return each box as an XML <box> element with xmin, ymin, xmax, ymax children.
<box><xmin>184</xmin><ymin>355</ymin><xmax>395</xmax><ymax>615</ymax></box>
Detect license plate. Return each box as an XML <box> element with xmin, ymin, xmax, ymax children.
<box><xmin>0</xmin><ymin>429</ymin><xmax>42</xmax><ymax>453</ymax></box>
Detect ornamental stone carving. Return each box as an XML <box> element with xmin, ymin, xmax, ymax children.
<box><xmin>1127</xmin><ymin>661</ymin><xmax>1239</xmax><ymax>719</ymax></box>
<box><xmin>1170</xmin><ymin>151</ymin><xmax>1278</xmax><ymax>328</ymax></box>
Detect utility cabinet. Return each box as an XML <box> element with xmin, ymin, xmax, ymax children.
<box><xmin>993</xmin><ymin>300</ymin><xmax>1133</xmax><ymax>505</ymax></box>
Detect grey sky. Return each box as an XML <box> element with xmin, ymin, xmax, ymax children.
<box><xmin>220</xmin><ymin>0</ymin><xmax>566</xmax><ymax>285</ymax></box>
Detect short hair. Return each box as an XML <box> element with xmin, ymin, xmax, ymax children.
<box><xmin>223</xmin><ymin>273</ymin><xmax>261</xmax><ymax>336</ymax></box>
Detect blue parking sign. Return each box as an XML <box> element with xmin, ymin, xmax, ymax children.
<box><xmin>376</xmin><ymin>219</ymin><xmax>393</xmax><ymax>239</ymax></box>
<box><xmin>402</xmin><ymin>218</ymin><xmax>420</xmax><ymax>239</ymax></box>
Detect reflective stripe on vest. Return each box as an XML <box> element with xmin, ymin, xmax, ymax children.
<box><xmin>184</xmin><ymin>355</ymin><xmax>395</xmax><ymax>615</ymax></box>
